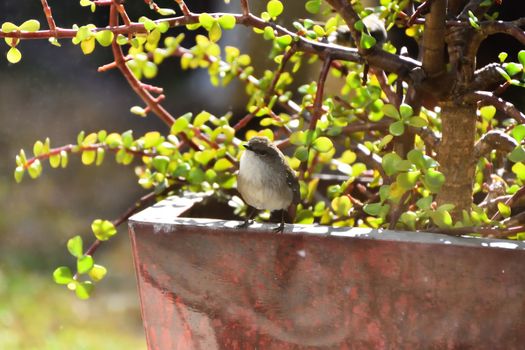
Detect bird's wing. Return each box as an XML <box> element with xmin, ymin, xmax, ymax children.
<box><xmin>286</xmin><ymin>169</ymin><xmax>301</xmax><ymax>204</ymax></box>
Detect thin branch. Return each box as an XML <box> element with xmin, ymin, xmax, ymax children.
<box><xmin>23</xmin><ymin>143</ymin><xmax>157</xmax><ymax>168</ymax></box>
<box><xmin>466</xmin><ymin>91</ymin><xmax>525</xmax><ymax>124</ymax></box>
<box><xmin>426</xmin><ymin>224</ymin><xmax>525</xmax><ymax>239</ymax></box>
<box><xmin>264</xmin><ymin>45</ymin><xmax>296</xmax><ymax>103</ymax></box>
<box><xmin>40</xmin><ymin>0</ymin><xmax>57</xmax><ymax>33</ymax></box>
<box><xmin>309</xmin><ymin>57</ymin><xmax>332</xmax><ymax>131</ymax></box>
<box><xmin>240</xmin><ymin>0</ymin><xmax>250</xmax><ymax>16</ymax></box>
<box><xmin>323</xmin><ymin>0</ymin><xmax>362</xmax><ymax>52</ymax></box>
<box><xmin>108</xmin><ymin>4</ymin><xmax>177</xmax><ymax>128</ymax></box>
<box><xmin>407</xmin><ymin>0</ymin><xmax>435</xmax><ymax>27</ymax></box>
<box><xmin>174</xmin><ymin>0</ymin><xmax>192</xmax><ymax>17</ymax></box>
<box><xmin>491</xmin><ymin>186</ymin><xmax>525</xmax><ymax>221</ymax></box>
<box><xmin>75</xmin><ymin>185</ymin><xmax>178</xmax><ymax>279</ymax></box>
<box><xmin>0</xmin><ymin>12</ymin><xmax>422</xmax><ymax>81</ymax></box>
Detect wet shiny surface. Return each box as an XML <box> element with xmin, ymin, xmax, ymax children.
<box><xmin>129</xmin><ymin>197</ymin><xmax>525</xmax><ymax>349</ymax></box>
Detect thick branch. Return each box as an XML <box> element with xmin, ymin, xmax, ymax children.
<box><xmin>421</xmin><ymin>0</ymin><xmax>447</xmax><ymax>76</ymax></box>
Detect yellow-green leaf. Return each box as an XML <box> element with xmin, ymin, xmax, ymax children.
<box><xmin>7</xmin><ymin>47</ymin><xmax>22</xmax><ymax>63</ymax></box>
<box><xmin>80</xmin><ymin>37</ymin><xmax>96</xmax><ymax>55</ymax></box>
<box><xmin>19</xmin><ymin>19</ymin><xmax>40</xmax><ymax>32</ymax></box>
<box><xmin>497</xmin><ymin>202</ymin><xmax>511</xmax><ymax>218</ymax></box>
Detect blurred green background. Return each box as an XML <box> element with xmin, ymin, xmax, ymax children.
<box><xmin>0</xmin><ymin>1</ymin><xmax>259</xmax><ymax>348</ymax></box>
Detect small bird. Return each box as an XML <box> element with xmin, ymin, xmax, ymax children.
<box><xmin>237</xmin><ymin>137</ymin><xmax>300</xmax><ymax>232</ymax></box>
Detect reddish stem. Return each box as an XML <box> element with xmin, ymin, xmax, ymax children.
<box><xmin>309</xmin><ymin>57</ymin><xmax>332</xmax><ymax>131</ymax></box>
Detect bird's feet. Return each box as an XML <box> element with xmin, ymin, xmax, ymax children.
<box><xmin>272</xmin><ymin>222</ymin><xmax>285</xmax><ymax>233</ymax></box>
<box><xmin>236</xmin><ymin>219</ymin><xmax>253</xmax><ymax>229</ymax></box>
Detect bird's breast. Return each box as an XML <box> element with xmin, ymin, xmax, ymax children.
<box><xmin>237</xmin><ymin>151</ymin><xmax>293</xmax><ymax>211</ymax></box>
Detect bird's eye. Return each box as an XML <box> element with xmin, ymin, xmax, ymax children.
<box><xmin>257</xmin><ymin>150</ymin><xmax>267</xmax><ymax>156</ymax></box>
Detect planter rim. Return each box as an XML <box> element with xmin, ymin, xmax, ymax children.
<box><xmin>129</xmin><ymin>195</ymin><xmax>525</xmax><ymax>251</ymax></box>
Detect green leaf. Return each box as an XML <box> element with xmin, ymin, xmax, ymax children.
<box><xmin>81</xmin><ymin>150</ymin><xmax>96</xmax><ymax>165</ymax></box>
<box><xmin>218</xmin><ymin>15</ymin><xmax>236</xmax><ymax>30</ymax></box>
<box><xmin>14</xmin><ymin>166</ymin><xmax>24</xmax><ymax>183</ymax></box>
<box><xmin>296</xmin><ymin>209</ymin><xmax>314</xmax><ymax>224</ymax></box>
<box><xmin>518</xmin><ymin>50</ymin><xmax>525</xmax><ymax>66</ymax></box>
<box><xmin>360</xmin><ymin>33</ymin><xmax>376</xmax><ymax>49</ymax></box>
<box><xmin>188</xmin><ymin>167</ymin><xmax>206</xmax><ymax>184</ymax></box>
<box><xmin>194</xmin><ymin>111</ymin><xmax>210</xmax><ymax>127</ymax></box>
<box><xmin>512</xmin><ymin>162</ymin><xmax>525</xmax><ymax>180</ymax></box>
<box><xmin>75</xmin><ymin>281</ymin><xmax>94</xmax><ymax>300</ymax></box>
<box><xmin>67</xmin><ymin>235</ymin><xmax>83</xmax><ymax>258</ymax></box>
<box><xmin>275</xmin><ymin>34</ymin><xmax>292</xmax><ymax>48</ymax></box>
<box><xmin>144</xmin><ymin>131</ymin><xmax>162</xmax><ymax>148</ymax></box>
<box><xmin>77</xmin><ymin>255</ymin><xmax>94</xmax><ymax>274</ymax></box>
<box><xmin>389</xmin><ymin>120</ymin><xmax>405</xmax><ymax>136</ymax></box>
<box><xmin>331</xmin><ymin>196</ymin><xmax>352</xmax><ymax>217</ymax></box>
<box><xmin>80</xmin><ymin>37</ymin><xmax>96</xmax><ymax>55</ymax></box>
<box><xmin>171</xmin><ymin>115</ymin><xmax>190</xmax><ymax>134</ymax></box>
<box><xmin>312</xmin><ymin>136</ymin><xmax>333</xmax><ymax>152</ymax></box>
<box><xmin>431</xmin><ymin>209</ymin><xmax>453</xmax><ymax>228</ymax></box>
<box><xmin>199</xmin><ymin>13</ymin><xmax>215</xmax><ymax>30</ymax></box>
<box><xmin>157</xmin><ymin>8</ymin><xmax>176</xmax><ymax>16</ymax></box>
<box><xmin>88</xmin><ymin>264</ymin><xmax>107</xmax><ymax>282</ymax></box>
<box><xmin>498</xmin><ymin>52</ymin><xmax>508</xmax><ymax>63</ymax></box>
<box><xmin>512</xmin><ymin>125</ymin><xmax>525</xmax><ymax>142</ymax></box>
<box><xmin>263</xmin><ymin>26</ymin><xmax>275</xmax><ymax>40</ymax></box>
<box><xmin>382</xmin><ymin>152</ymin><xmax>402</xmax><ymax>176</ymax></box>
<box><xmin>7</xmin><ymin>47</ymin><xmax>22</xmax><ymax>64</ymax></box>
<box><xmin>504</xmin><ymin>62</ymin><xmax>523</xmax><ymax>76</ymax></box>
<box><xmin>95</xmin><ymin>30</ymin><xmax>114</xmax><ymax>46</ymax></box>
<box><xmin>19</xmin><ymin>19</ymin><xmax>40</xmax><ymax>32</ymax></box>
<box><xmin>383</xmin><ymin>104</ymin><xmax>400</xmax><ymax>119</ymax></box>
<box><xmin>290</xmin><ymin>131</ymin><xmax>307</xmax><ymax>146</ymax></box>
<box><xmin>152</xmin><ymin>156</ymin><xmax>170</xmax><ymax>173</ymax></box>
<box><xmin>407</xmin><ymin>116</ymin><xmax>427</xmax><ymax>127</ymax></box>
<box><xmin>60</xmin><ymin>150</ymin><xmax>68</xmax><ymax>168</ymax></box>
<box><xmin>497</xmin><ymin>202</ymin><xmax>511</xmax><ymax>218</ymax></box>
<box><xmin>267</xmin><ymin>0</ymin><xmax>284</xmax><ymax>18</ymax></box>
<box><xmin>91</xmin><ymin>219</ymin><xmax>117</xmax><ymax>241</ymax></box>
<box><xmin>416</xmin><ymin>196</ymin><xmax>433</xmax><ymax>210</ymax></box>
<box><xmin>139</xmin><ymin>16</ymin><xmax>157</xmax><ymax>31</ymax></box>
<box><xmin>399</xmin><ymin>104</ymin><xmax>413</xmax><ymax>118</ymax></box>
<box><xmin>294</xmin><ymin>146</ymin><xmax>309</xmax><ymax>162</ymax></box>
<box><xmin>96</xmin><ymin>148</ymin><xmax>105</xmax><ymax>166</ymax></box>
<box><xmin>27</xmin><ymin>160</ymin><xmax>42</xmax><ymax>179</ymax></box>
<box><xmin>143</xmin><ymin>61</ymin><xmax>158</xmax><ymax>79</ymax></box>
<box><xmin>48</xmin><ymin>37</ymin><xmax>61</xmax><ymax>47</ymax></box>
<box><xmin>208</xmin><ymin>21</ymin><xmax>222</xmax><ymax>42</ymax></box>
<box><xmin>305</xmin><ymin>0</ymin><xmax>321</xmax><ymax>14</ymax></box>
<box><xmin>479</xmin><ymin>105</ymin><xmax>496</xmax><ymax>121</ymax></box>
<box><xmin>363</xmin><ymin>202</ymin><xmax>382</xmax><ymax>216</ymax></box>
<box><xmin>508</xmin><ymin>147</ymin><xmax>525</xmax><ymax>163</ymax></box>
<box><xmin>214</xmin><ymin>158</ymin><xmax>234</xmax><ymax>171</ymax></box>
<box><xmin>1</xmin><ymin>22</ymin><xmax>18</xmax><ymax>33</ymax></box>
<box><xmin>53</xmin><ymin>266</ymin><xmax>73</xmax><ymax>285</ymax></box>
<box><xmin>396</xmin><ymin>171</ymin><xmax>420</xmax><ymax>190</ymax></box>
<box><xmin>33</xmin><ymin>140</ymin><xmax>44</xmax><ymax>156</ymax></box>
<box><xmin>399</xmin><ymin>211</ymin><xmax>417</xmax><ymax>230</ymax></box>
<box><xmin>422</xmin><ymin>168</ymin><xmax>445</xmax><ymax>193</ymax></box>
<box><xmin>130</xmin><ymin>106</ymin><xmax>147</xmax><ymax>117</ymax></box>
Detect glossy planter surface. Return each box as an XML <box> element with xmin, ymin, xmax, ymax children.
<box><xmin>128</xmin><ymin>196</ymin><xmax>525</xmax><ymax>349</ymax></box>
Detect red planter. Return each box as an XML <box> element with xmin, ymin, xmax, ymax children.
<box><xmin>128</xmin><ymin>195</ymin><xmax>525</xmax><ymax>349</ymax></box>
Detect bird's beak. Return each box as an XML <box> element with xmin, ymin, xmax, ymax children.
<box><xmin>243</xmin><ymin>143</ymin><xmax>252</xmax><ymax>151</ymax></box>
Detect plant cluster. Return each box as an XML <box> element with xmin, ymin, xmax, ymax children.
<box><xmin>3</xmin><ymin>0</ymin><xmax>525</xmax><ymax>298</ymax></box>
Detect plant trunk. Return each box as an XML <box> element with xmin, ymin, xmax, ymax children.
<box><xmin>436</xmin><ymin>102</ymin><xmax>477</xmax><ymax>218</ymax></box>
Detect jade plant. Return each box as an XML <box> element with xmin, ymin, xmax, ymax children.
<box><xmin>3</xmin><ymin>0</ymin><xmax>525</xmax><ymax>299</ymax></box>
